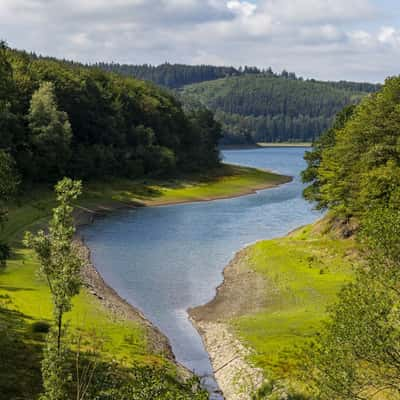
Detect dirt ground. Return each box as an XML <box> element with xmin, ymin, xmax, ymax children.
<box><xmin>189</xmin><ymin>247</ymin><xmax>268</xmax><ymax>400</ymax></box>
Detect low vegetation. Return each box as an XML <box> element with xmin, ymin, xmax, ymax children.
<box><xmin>232</xmin><ymin>224</ymin><xmax>355</xmax><ymax>380</ymax></box>
<box><xmin>0</xmin><ymin>158</ymin><xmax>285</xmax><ymax>399</ymax></box>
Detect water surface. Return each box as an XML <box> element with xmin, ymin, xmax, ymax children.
<box><xmin>81</xmin><ymin>148</ymin><xmax>319</xmax><ymax>397</ymax></box>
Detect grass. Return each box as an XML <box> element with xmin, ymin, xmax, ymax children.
<box><xmin>3</xmin><ymin>164</ymin><xmax>288</xmax><ymax>245</ymax></box>
<box><xmin>230</xmin><ymin>224</ymin><xmax>356</xmax><ymax>381</ymax></box>
<box><xmin>84</xmin><ymin>164</ymin><xmax>289</xmax><ymax>206</ymax></box>
<box><xmin>0</xmin><ymin>163</ymin><xmax>287</xmax><ymax>398</ymax></box>
<box><xmin>1</xmin><ymin>249</ymin><xmax>148</xmax><ymax>360</ymax></box>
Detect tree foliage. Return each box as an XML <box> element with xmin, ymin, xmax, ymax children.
<box><xmin>96</xmin><ymin>62</ymin><xmax>241</xmax><ymax>88</ymax></box>
<box><xmin>28</xmin><ymin>82</ymin><xmax>72</xmax><ymax>179</ymax></box>
<box><xmin>302</xmin><ymin>76</ymin><xmax>400</xmax><ymax>399</ymax></box>
<box><xmin>0</xmin><ymin>46</ymin><xmax>221</xmax><ymax>184</ymax></box>
<box><xmin>303</xmin><ymin>76</ymin><xmax>400</xmax><ymax>217</ymax></box>
<box><xmin>0</xmin><ymin>149</ymin><xmax>19</xmax><ymax>265</ymax></box>
<box><xmin>24</xmin><ymin>178</ymin><xmax>84</xmax><ymax>400</ymax></box>
<box><xmin>305</xmin><ymin>209</ymin><xmax>400</xmax><ymax>399</ymax></box>
<box><xmin>179</xmin><ymin>74</ymin><xmax>378</xmax><ymax>144</ymax></box>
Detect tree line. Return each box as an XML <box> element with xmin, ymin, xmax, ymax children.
<box><xmin>300</xmin><ymin>75</ymin><xmax>400</xmax><ymax>399</ymax></box>
<box><xmin>94</xmin><ymin>61</ymin><xmax>379</xmax><ymax>94</ymax></box>
<box><xmin>0</xmin><ymin>43</ymin><xmax>222</xmax><ymax>186</ymax></box>
<box><xmin>51</xmin><ymin>58</ymin><xmax>380</xmax><ymax>144</ymax></box>
<box><xmin>179</xmin><ymin>74</ymin><xmax>380</xmax><ymax>144</ymax></box>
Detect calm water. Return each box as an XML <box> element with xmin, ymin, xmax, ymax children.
<box><xmin>81</xmin><ymin>148</ymin><xmax>320</xmax><ymax>398</ymax></box>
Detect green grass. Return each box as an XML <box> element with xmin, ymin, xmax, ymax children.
<box><xmin>1</xmin><ymin>249</ymin><xmax>148</xmax><ymax>360</ymax></box>
<box><xmin>2</xmin><ymin>164</ymin><xmax>288</xmax><ymax>244</ymax></box>
<box><xmin>83</xmin><ymin>164</ymin><xmax>289</xmax><ymax>206</ymax></box>
<box><xmin>0</xmin><ymin>163</ymin><xmax>287</xmax><ymax>398</ymax></box>
<box><xmin>230</xmin><ymin>224</ymin><xmax>356</xmax><ymax>380</ymax></box>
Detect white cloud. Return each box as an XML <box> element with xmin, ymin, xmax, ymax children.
<box><xmin>0</xmin><ymin>0</ymin><xmax>398</xmax><ymax>82</ymax></box>
<box><xmin>227</xmin><ymin>0</ymin><xmax>257</xmax><ymax>17</ymax></box>
<box><xmin>378</xmin><ymin>26</ymin><xmax>400</xmax><ymax>47</ymax></box>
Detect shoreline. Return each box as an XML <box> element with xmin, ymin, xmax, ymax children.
<box><xmin>74</xmin><ymin>203</ymin><xmax>176</xmax><ymax>361</ymax></box>
<box><xmin>144</xmin><ymin>169</ymin><xmax>292</xmax><ymax>207</ymax></box>
<box><xmin>220</xmin><ymin>143</ymin><xmax>312</xmax><ymax>150</ymax></box>
<box><xmin>72</xmin><ymin>167</ymin><xmax>292</xmax><ymax>395</ymax></box>
<box><xmin>189</xmin><ymin>247</ymin><xmax>266</xmax><ymax>400</ymax></box>
<box><xmin>189</xmin><ymin>219</ymin><xmax>353</xmax><ymax>400</ymax></box>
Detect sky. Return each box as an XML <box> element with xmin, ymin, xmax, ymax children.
<box><xmin>0</xmin><ymin>0</ymin><xmax>399</xmax><ymax>82</ymax></box>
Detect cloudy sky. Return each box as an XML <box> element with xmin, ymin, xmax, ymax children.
<box><xmin>0</xmin><ymin>0</ymin><xmax>399</xmax><ymax>82</ymax></box>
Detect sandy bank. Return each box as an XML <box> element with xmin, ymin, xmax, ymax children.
<box><xmin>189</xmin><ymin>248</ymin><xmax>269</xmax><ymax>400</ymax></box>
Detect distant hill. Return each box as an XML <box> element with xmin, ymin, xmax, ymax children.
<box><xmin>179</xmin><ymin>74</ymin><xmax>380</xmax><ymax>144</ymax></box>
<box><xmin>94</xmin><ymin>62</ymin><xmax>380</xmax><ymax>144</ymax></box>
<box><xmin>95</xmin><ymin>62</ymin><xmax>242</xmax><ymax>88</ymax></box>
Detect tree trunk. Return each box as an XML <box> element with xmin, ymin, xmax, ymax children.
<box><xmin>57</xmin><ymin>308</ymin><xmax>63</xmax><ymax>355</ymax></box>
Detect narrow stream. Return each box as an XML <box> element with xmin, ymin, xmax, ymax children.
<box><xmin>81</xmin><ymin>148</ymin><xmax>320</xmax><ymax>398</ymax></box>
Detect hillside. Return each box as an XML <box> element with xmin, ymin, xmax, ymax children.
<box><xmin>1</xmin><ymin>46</ymin><xmax>221</xmax><ymax>186</ymax></box>
<box><xmin>92</xmin><ymin>62</ymin><xmax>379</xmax><ymax>144</ymax></box>
<box><xmin>179</xmin><ymin>74</ymin><xmax>379</xmax><ymax>143</ymax></box>
<box><xmin>95</xmin><ymin>62</ymin><xmax>242</xmax><ymax>88</ymax></box>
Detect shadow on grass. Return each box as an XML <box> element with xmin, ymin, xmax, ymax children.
<box><xmin>0</xmin><ymin>299</ymin><xmax>44</xmax><ymax>400</ymax></box>
<box><xmin>0</xmin><ymin>285</ymin><xmax>36</xmax><ymax>292</ymax></box>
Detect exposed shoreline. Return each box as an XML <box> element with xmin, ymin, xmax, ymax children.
<box><xmin>144</xmin><ymin>169</ymin><xmax>292</xmax><ymax>207</ymax></box>
<box><xmin>72</xmin><ymin>167</ymin><xmax>292</xmax><ymax>395</ymax></box>
<box><xmin>73</xmin><ymin>203</ymin><xmax>176</xmax><ymax>360</ymax></box>
<box><xmin>189</xmin><ymin>247</ymin><xmax>267</xmax><ymax>400</ymax></box>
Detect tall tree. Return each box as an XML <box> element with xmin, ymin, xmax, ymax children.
<box><xmin>304</xmin><ymin>209</ymin><xmax>400</xmax><ymax>399</ymax></box>
<box><xmin>28</xmin><ymin>82</ymin><xmax>72</xmax><ymax>180</ymax></box>
<box><xmin>301</xmin><ymin>76</ymin><xmax>400</xmax><ymax>399</ymax></box>
<box><xmin>303</xmin><ymin>76</ymin><xmax>400</xmax><ymax>218</ymax></box>
<box><xmin>0</xmin><ymin>150</ymin><xmax>19</xmax><ymax>265</ymax></box>
<box><xmin>24</xmin><ymin>178</ymin><xmax>84</xmax><ymax>400</ymax></box>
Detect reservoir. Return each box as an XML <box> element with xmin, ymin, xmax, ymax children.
<box><xmin>81</xmin><ymin>147</ymin><xmax>320</xmax><ymax>397</ymax></box>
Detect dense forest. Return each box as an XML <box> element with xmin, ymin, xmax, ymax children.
<box><xmin>95</xmin><ymin>62</ymin><xmax>242</xmax><ymax>88</ymax></box>
<box><xmin>0</xmin><ymin>43</ymin><xmax>222</xmax><ymax>185</ymax></box>
<box><xmin>95</xmin><ymin>62</ymin><xmax>378</xmax><ymax>93</ymax></box>
<box><xmin>179</xmin><ymin>74</ymin><xmax>380</xmax><ymax>143</ymax></box>
<box><xmin>93</xmin><ymin>62</ymin><xmax>379</xmax><ymax>144</ymax></box>
<box><xmin>301</xmin><ymin>75</ymin><xmax>400</xmax><ymax>399</ymax></box>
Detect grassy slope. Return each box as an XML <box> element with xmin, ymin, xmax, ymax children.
<box><xmin>0</xmin><ymin>164</ymin><xmax>288</xmax><ymax>398</ymax></box>
<box><xmin>229</xmin><ymin>223</ymin><xmax>356</xmax><ymax>384</ymax></box>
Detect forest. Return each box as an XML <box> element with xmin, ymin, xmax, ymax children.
<box><xmin>95</xmin><ymin>62</ymin><xmax>242</xmax><ymax>88</ymax></box>
<box><xmin>179</xmin><ymin>74</ymin><xmax>380</xmax><ymax>143</ymax></box>
<box><xmin>300</xmin><ymin>75</ymin><xmax>400</xmax><ymax>399</ymax></box>
<box><xmin>93</xmin><ymin>62</ymin><xmax>379</xmax><ymax>144</ymax></box>
<box><xmin>0</xmin><ymin>43</ymin><xmax>222</xmax><ymax>186</ymax></box>
<box><xmin>95</xmin><ymin>62</ymin><xmax>378</xmax><ymax>93</ymax></box>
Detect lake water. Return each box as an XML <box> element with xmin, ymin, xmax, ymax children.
<box><xmin>81</xmin><ymin>148</ymin><xmax>320</xmax><ymax>398</ymax></box>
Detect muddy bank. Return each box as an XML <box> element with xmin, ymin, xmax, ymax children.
<box><xmin>189</xmin><ymin>247</ymin><xmax>269</xmax><ymax>400</ymax></box>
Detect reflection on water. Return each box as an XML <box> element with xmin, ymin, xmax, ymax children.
<box><xmin>81</xmin><ymin>148</ymin><xmax>320</xmax><ymax>398</ymax></box>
